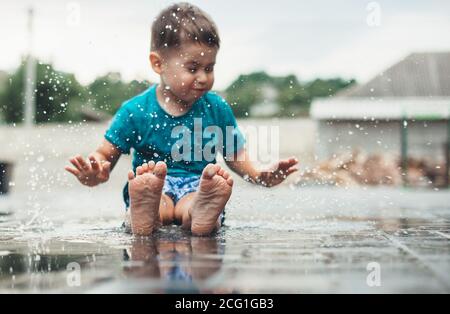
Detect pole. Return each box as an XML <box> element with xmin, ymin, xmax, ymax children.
<box><xmin>401</xmin><ymin>118</ymin><xmax>408</xmax><ymax>187</ymax></box>
<box><xmin>446</xmin><ymin>119</ymin><xmax>450</xmax><ymax>188</ymax></box>
<box><xmin>24</xmin><ymin>7</ymin><xmax>36</xmax><ymax>128</ymax></box>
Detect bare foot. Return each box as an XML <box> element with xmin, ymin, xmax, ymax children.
<box><xmin>190</xmin><ymin>164</ymin><xmax>233</xmax><ymax>236</ymax></box>
<box><xmin>128</xmin><ymin>161</ymin><xmax>167</xmax><ymax>236</ymax></box>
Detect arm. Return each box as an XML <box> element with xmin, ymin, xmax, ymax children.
<box><xmin>65</xmin><ymin>139</ymin><xmax>122</xmax><ymax>187</ymax></box>
<box><xmin>225</xmin><ymin>149</ymin><xmax>299</xmax><ymax>188</ymax></box>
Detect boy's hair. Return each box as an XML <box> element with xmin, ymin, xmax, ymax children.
<box><xmin>151</xmin><ymin>2</ymin><xmax>220</xmax><ymax>53</ymax></box>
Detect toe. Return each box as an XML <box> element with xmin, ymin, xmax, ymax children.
<box><xmin>203</xmin><ymin>164</ymin><xmax>218</xmax><ymax>179</ymax></box>
<box><xmin>142</xmin><ymin>163</ymin><xmax>149</xmax><ymax>173</ymax></box>
<box><xmin>227</xmin><ymin>177</ymin><xmax>234</xmax><ymax>187</ymax></box>
<box><xmin>136</xmin><ymin>166</ymin><xmax>144</xmax><ymax>176</ymax></box>
<box><xmin>128</xmin><ymin>171</ymin><xmax>135</xmax><ymax>181</ymax></box>
<box><xmin>148</xmin><ymin>161</ymin><xmax>156</xmax><ymax>172</ymax></box>
<box><xmin>222</xmin><ymin>171</ymin><xmax>230</xmax><ymax>179</ymax></box>
<box><xmin>218</xmin><ymin>167</ymin><xmax>225</xmax><ymax>176</ymax></box>
<box><xmin>154</xmin><ymin>162</ymin><xmax>167</xmax><ymax>179</ymax></box>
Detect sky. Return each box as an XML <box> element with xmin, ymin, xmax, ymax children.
<box><xmin>1</xmin><ymin>0</ymin><xmax>450</xmax><ymax>90</ymax></box>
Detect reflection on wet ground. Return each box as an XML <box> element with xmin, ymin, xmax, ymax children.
<box><xmin>0</xmin><ymin>232</ymin><xmax>228</xmax><ymax>293</ymax></box>
<box><xmin>121</xmin><ymin>236</ymin><xmax>229</xmax><ymax>294</ymax></box>
<box><xmin>0</xmin><ymin>186</ymin><xmax>449</xmax><ymax>293</ymax></box>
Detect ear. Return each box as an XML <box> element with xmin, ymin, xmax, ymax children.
<box><xmin>150</xmin><ymin>51</ymin><xmax>163</xmax><ymax>75</ymax></box>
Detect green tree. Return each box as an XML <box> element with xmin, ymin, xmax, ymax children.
<box><xmin>225</xmin><ymin>72</ymin><xmax>274</xmax><ymax>118</ymax></box>
<box><xmin>307</xmin><ymin>78</ymin><xmax>356</xmax><ymax>98</ymax></box>
<box><xmin>224</xmin><ymin>72</ymin><xmax>356</xmax><ymax>118</ymax></box>
<box><xmin>0</xmin><ymin>71</ymin><xmax>8</xmax><ymax>124</ymax></box>
<box><xmin>87</xmin><ymin>73</ymin><xmax>150</xmax><ymax>114</ymax></box>
<box><xmin>275</xmin><ymin>74</ymin><xmax>311</xmax><ymax>116</ymax></box>
<box><xmin>0</xmin><ymin>60</ymin><xmax>86</xmax><ymax>124</ymax></box>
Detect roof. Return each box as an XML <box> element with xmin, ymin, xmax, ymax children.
<box><xmin>311</xmin><ymin>52</ymin><xmax>450</xmax><ymax>120</ymax></box>
<box><xmin>344</xmin><ymin>52</ymin><xmax>450</xmax><ymax>97</ymax></box>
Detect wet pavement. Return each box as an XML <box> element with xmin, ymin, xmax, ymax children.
<box><xmin>1</xmin><ymin>184</ymin><xmax>449</xmax><ymax>294</ymax></box>
<box><xmin>0</xmin><ymin>123</ymin><xmax>449</xmax><ymax>293</ymax></box>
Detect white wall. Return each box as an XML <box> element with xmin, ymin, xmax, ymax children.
<box><xmin>316</xmin><ymin>120</ymin><xmax>449</xmax><ymax>161</ymax></box>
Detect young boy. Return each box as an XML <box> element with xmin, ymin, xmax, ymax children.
<box><xmin>65</xmin><ymin>2</ymin><xmax>298</xmax><ymax>237</ymax></box>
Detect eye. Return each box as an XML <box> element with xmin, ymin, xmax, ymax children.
<box><xmin>205</xmin><ymin>66</ymin><xmax>214</xmax><ymax>73</ymax></box>
<box><xmin>188</xmin><ymin>67</ymin><xmax>197</xmax><ymax>73</ymax></box>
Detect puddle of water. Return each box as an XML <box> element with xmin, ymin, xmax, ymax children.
<box><xmin>332</xmin><ymin>216</ymin><xmax>440</xmax><ymax>233</ymax></box>
<box><xmin>0</xmin><ymin>253</ymin><xmax>93</xmax><ymax>278</ymax></box>
<box><xmin>1</xmin><ymin>186</ymin><xmax>449</xmax><ymax>293</ymax></box>
<box><xmin>0</xmin><ymin>232</ymin><xmax>228</xmax><ymax>293</ymax></box>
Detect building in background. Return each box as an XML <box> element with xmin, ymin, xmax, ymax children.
<box><xmin>311</xmin><ymin>52</ymin><xmax>450</xmax><ymax>164</ymax></box>
<box><xmin>250</xmin><ymin>85</ymin><xmax>279</xmax><ymax>117</ymax></box>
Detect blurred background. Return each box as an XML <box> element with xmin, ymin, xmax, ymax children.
<box><xmin>1</xmin><ymin>0</ymin><xmax>450</xmax><ymax>294</ymax></box>
<box><xmin>1</xmin><ymin>0</ymin><xmax>450</xmax><ymax>191</ymax></box>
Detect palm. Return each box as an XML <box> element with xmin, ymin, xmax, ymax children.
<box><xmin>258</xmin><ymin>157</ymin><xmax>299</xmax><ymax>187</ymax></box>
<box><xmin>83</xmin><ymin>168</ymin><xmax>109</xmax><ymax>186</ymax></box>
<box><xmin>65</xmin><ymin>155</ymin><xmax>111</xmax><ymax>187</ymax></box>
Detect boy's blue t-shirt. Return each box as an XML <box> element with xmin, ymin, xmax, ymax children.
<box><xmin>105</xmin><ymin>84</ymin><xmax>245</xmax><ymax>178</ymax></box>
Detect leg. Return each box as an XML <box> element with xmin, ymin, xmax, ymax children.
<box><xmin>175</xmin><ymin>164</ymin><xmax>233</xmax><ymax>236</ymax></box>
<box><xmin>175</xmin><ymin>193</ymin><xmax>222</xmax><ymax>232</ymax></box>
<box><xmin>158</xmin><ymin>240</ymin><xmax>190</xmax><ymax>278</ymax></box>
<box><xmin>128</xmin><ymin>161</ymin><xmax>167</xmax><ymax>236</ymax></box>
<box><xmin>159</xmin><ymin>194</ymin><xmax>175</xmax><ymax>225</ymax></box>
<box><xmin>124</xmin><ymin>238</ymin><xmax>161</xmax><ymax>278</ymax></box>
<box><xmin>174</xmin><ymin>193</ymin><xmax>197</xmax><ymax>230</ymax></box>
<box><xmin>190</xmin><ymin>237</ymin><xmax>222</xmax><ymax>281</ymax></box>
<box><xmin>125</xmin><ymin>193</ymin><xmax>175</xmax><ymax>230</ymax></box>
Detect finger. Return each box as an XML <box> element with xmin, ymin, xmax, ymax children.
<box><xmin>274</xmin><ymin>166</ymin><xmax>288</xmax><ymax>176</ymax></box>
<box><xmin>102</xmin><ymin>161</ymin><xmax>111</xmax><ymax>175</ymax></box>
<box><xmin>286</xmin><ymin>167</ymin><xmax>299</xmax><ymax>177</ymax></box>
<box><xmin>279</xmin><ymin>160</ymin><xmax>298</xmax><ymax>171</ymax></box>
<box><xmin>89</xmin><ymin>155</ymin><xmax>100</xmax><ymax>172</ymax></box>
<box><xmin>65</xmin><ymin>166</ymin><xmax>80</xmax><ymax>177</ymax></box>
<box><xmin>283</xmin><ymin>157</ymin><xmax>299</xmax><ymax>167</ymax></box>
<box><xmin>275</xmin><ymin>166</ymin><xmax>295</xmax><ymax>178</ymax></box>
<box><xmin>278</xmin><ymin>160</ymin><xmax>291</xmax><ymax>168</ymax></box>
<box><xmin>76</xmin><ymin>155</ymin><xmax>91</xmax><ymax>171</ymax></box>
<box><xmin>70</xmin><ymin>158</ymin><xmax>83</xmax><ymax>172</ymax></box>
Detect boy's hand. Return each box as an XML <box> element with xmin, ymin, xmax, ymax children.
<box><xmin>256</xmin><ymin>157</ymin><xmax>299</xmax><ymax>188</ymax></box>
<box><xmin>65</xmin><ymin>155</ymin><xmax>111</xmax><ymax>187</ymax></box>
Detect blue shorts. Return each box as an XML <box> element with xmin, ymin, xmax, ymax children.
<box><xmin>123</xmin><ymin>175</ymin><xmax>226</xmax><ymax>226</ymax></box>
<box><xmin>163</xmin><ymin>175</ymin><xmax>201</xmax><ymax>205</ymax></box>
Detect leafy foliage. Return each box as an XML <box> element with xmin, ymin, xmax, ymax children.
<box><xmin>225</xmin><ymin>71</ymin><xmax>356</xmax><ymax>118</ymax></box>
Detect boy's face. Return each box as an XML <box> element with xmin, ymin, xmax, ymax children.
<box><xmin>153</xmin><ymin>43</ymin><xmax>218</xmax><ymax>104</ymax></box>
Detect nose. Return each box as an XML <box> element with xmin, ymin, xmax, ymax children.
<box><xmin>195</xmin><ymin>71</ymin><xmax>208</xmax><ymax>85</ymax></box>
